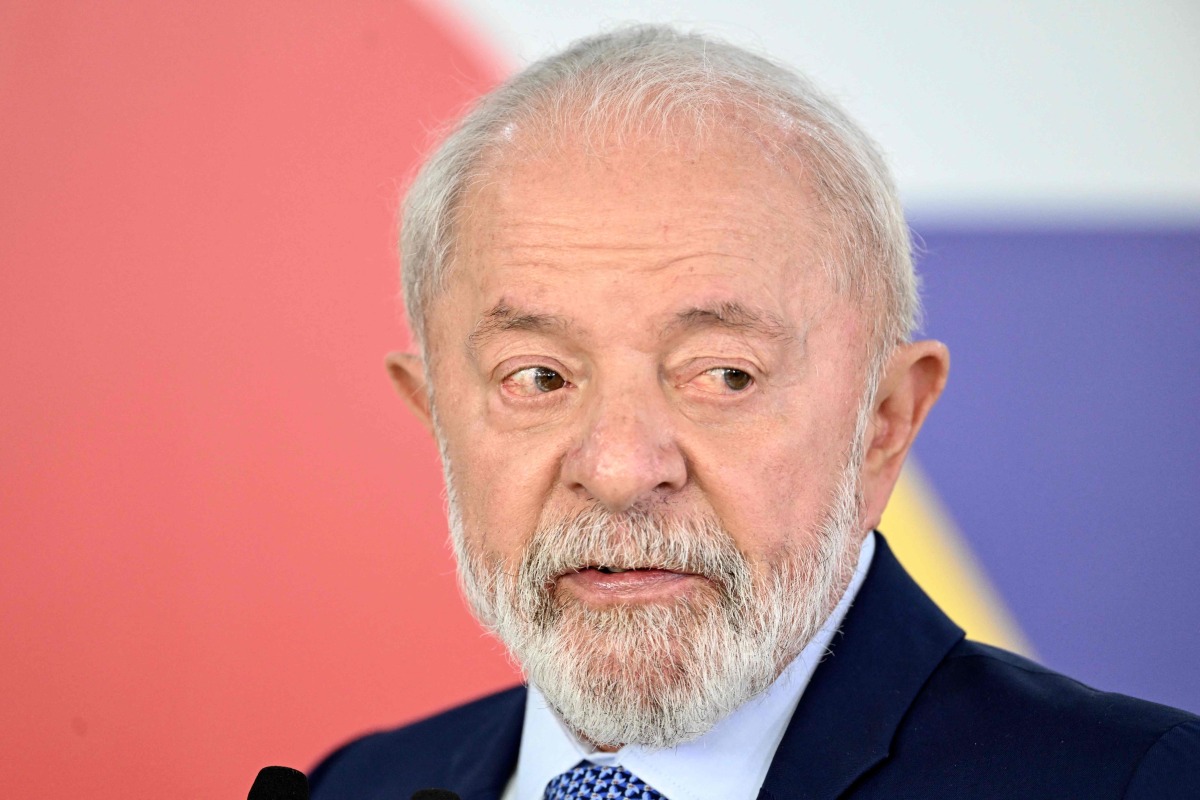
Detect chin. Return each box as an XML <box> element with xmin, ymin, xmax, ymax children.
<box><xmin>531</xmin><ymin>595</ymin><xmax>774</xmax><ymax>749</ymax></box>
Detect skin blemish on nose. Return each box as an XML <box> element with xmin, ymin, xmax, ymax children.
<box><xmin>590</xmin><ymin>429</ymin><xmax>652</xmax><ymax>477</ymax></box>
<box><xmin>580</xmin><ymin>409</ymin><xmax>678</xmax><ymax>506</ymax></box>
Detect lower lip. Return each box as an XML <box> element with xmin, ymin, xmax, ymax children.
<box><xmin>556</xmin><ymin>568</ymin><xmax>702</xmax><ymax>604</ymax></box>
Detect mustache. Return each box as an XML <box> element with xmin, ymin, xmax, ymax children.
<box><xmin>517</xmin><ymin>505</ymin><xmax>751</xmax><ymax>595</ymax></box>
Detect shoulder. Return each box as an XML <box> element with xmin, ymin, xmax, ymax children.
<box><xmin>890</xmin><ymin>639</ymin><xmax>1200</xmax><ymax>797</ymax></box>
<box><xmin>308</xmin><ymin>685</ymin><xmax>526</xmax><ymax>800</ymax></box>
<box><xmin>933</xmin><ymin>640</ymin><xmax>1196</xmax><ymax>735</ymax></box>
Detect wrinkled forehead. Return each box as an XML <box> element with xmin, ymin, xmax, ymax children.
<box><xmin>478</xmin><ymin>96</ymin><xmax>823</xmax><ymax>202</ymax></box>
<box><xmin>415</xmin><ymin>120</ymin><xmax>864</xmax><ymax>367</ymax></box>
<box><xmin>470</xmin><ymin>125</ymin><xmax>823</xmax><ymax>259</ymax></box>
<box><xmin>446</xmin><ymin>113</ymin><xmax>839</xmax><ymax>287</ymax></box>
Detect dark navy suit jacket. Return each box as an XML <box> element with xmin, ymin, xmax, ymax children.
<box><xmin>309</xmin><ymin>535</ymin><xmax>1200</xmax><ymax>799</ymax></box>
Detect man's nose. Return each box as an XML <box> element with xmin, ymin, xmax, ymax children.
<box><xmin>560</xmin><ymin>385</ymin><xmax>687</xmax><ymax>512</ymax></box>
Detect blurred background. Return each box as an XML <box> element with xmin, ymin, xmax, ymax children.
<box><xmin>2</xmin><ymin>1</ymin><xmax>1197</xmax><ymax>797</ymax></box>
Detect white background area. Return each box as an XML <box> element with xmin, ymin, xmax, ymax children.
<box><xmin>437</xmin><ymin>0</ymin><xmax>1199</xmax><ymax>223</ymax></box>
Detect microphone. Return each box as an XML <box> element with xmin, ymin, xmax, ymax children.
<box><xmin>248</xmin><ymin>766</ymin><xmax>309</xmax><ymax>800</ymax></box>
<box><xmin>246</xmin><ymin>763</ymin><xmax>460</xmax><ymax>800</ymax></box>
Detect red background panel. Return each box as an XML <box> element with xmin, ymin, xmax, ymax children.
<box><xmin>0</xmin><ymin>2</ymin><xmax>515</xmax><ymax>797</ymax></box>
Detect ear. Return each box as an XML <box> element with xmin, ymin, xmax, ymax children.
<box><xmin>385</xmin><ymin>351</ymin><xmax>433</xmax><ymax>433</ymax></box>
<box><xmin>861</xmin><ymin>340</ymin><xmax>950</xmax><ymax>530</ymax></box>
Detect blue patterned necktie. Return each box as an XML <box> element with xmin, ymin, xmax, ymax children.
<box><xmin>543</xmin><ymin>760</ymin><xmax>668</xmax><ymax>800</ymax></box>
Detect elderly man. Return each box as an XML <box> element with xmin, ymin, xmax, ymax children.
<box><xmin>310</xmin><ymin>26</ymin><xmax>1198</xmax><ymax>800</ymax></box>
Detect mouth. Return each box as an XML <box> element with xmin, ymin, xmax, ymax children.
<box><xmin>592</xmin><ymin>565</ymin><xmax>657</xmax><ymax>574</ymax></box>
<box><xmin>554</xmin><ymin>564</ymin><xmax>703</xmax><ymax>604</ymax></box>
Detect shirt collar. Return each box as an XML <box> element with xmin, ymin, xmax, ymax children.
<box><xmin>511</xmin><ymin>532</ymin><xmax>877</xmax><ymax>800</ymax></box>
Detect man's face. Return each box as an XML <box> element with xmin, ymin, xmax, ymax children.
<box><xmin>418</xmin><ymin>127</ymin><xmax>874</xmax><ymax>746</ymax></box>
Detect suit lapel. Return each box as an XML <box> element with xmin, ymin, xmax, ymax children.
<box><xmin>758</xmin><ymin>534</ymin><xmax>965</xmax><ymax>800</ymax></box>
<box><xmin>446</xmin><ymin>685</ymin><xmax>527</xmax><ymax>800</ymax></box>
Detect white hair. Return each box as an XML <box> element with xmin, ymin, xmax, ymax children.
<box><xmin>400</xmin><ymin>24</ymin><xmax>921</xmax><ymax>380</ymax></box>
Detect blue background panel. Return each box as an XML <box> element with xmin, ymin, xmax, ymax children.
<box><xmin>911</xmin><ymin>226</ymin><xmax>1200</xmax><ymax>713</ymax></box>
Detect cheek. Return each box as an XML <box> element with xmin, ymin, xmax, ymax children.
<box><xmin>699</xmin><ymin>400</ymin><xmax>856</xmax><ymax>561</ymax></box>
<box><xmin>424</xmin><ymin>311</ymin><xmax>569</xmax><ymax>564</ymax></box>
<box><xmin>437</xmin><ymin>396</ymin><xmax>563</xmax><ymax>564</ymax></box>
<box><xmin>726</xmin><ymin>449</ymin><xmax>834</xmax><ymax>557</ymax></box>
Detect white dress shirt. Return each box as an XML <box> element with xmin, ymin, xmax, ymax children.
<box><xmin>501</xmin><ymin>532</ymin><xmax>877</xmax><ymax>800</ymax></box>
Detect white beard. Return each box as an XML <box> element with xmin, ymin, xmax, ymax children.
<box><xmin>428</xmin><ymin>348</ymin><xmax>876</xmax><ymax>750</ymax></box>
<box><xmin>438</xmin><ymin>441</ymin><xmax>866</xmax><ymax>750</ymax></box>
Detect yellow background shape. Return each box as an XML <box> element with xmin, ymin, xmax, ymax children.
<box><xmin>880</xmin><ymin>460</ymin><xmax>1033</xmax><ymax>655</ymax></box>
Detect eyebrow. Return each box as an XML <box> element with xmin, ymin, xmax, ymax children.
<box><xmin>465</xmin><ymin>299</ymin><xmax>797</xmax><ymax>357</ymax></box>
<box><xmin>467</xmin><ymin>301</ymin><xmax>575</xmax><ymax>355</ymax></box>
<box><xmin>665</xmin><ymin>301</ymin><xmax>796</xmax><ymax>343</ymax></box>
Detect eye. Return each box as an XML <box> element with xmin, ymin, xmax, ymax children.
<box><xmin>503</xmin><ymin>366</ymin><xmax>568</xmax><ymax>396</ymax></box>
<box><xmin>694</xmin><ymin>367</ymin><xmax>755</xmax><ymax>394</ymax></box>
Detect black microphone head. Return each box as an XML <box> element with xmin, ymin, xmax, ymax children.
<box><xmin>411</xmin><ymin>790</ymin><xmax>462</xmax><ymax>800</ymax></box>
<box><xmin>248</xmin><ymin>766</ymin><xmax>310</xmax><ymax>800</ymax></box>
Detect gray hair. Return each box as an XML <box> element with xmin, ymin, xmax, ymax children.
<box><xmin>400</xmin><ymin>25</ymin><xmax>920</xmax><ymax>376</ymax></box>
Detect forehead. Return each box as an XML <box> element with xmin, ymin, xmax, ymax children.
<box><xmin>434</xmin><ymin>125</ymin><xmax>840</xmax><ymax>341</ymax></box>
<box><xmin>469</xmin><ymin>123</ymin><xmax>818</xmax><ymax>243</ymax></box>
